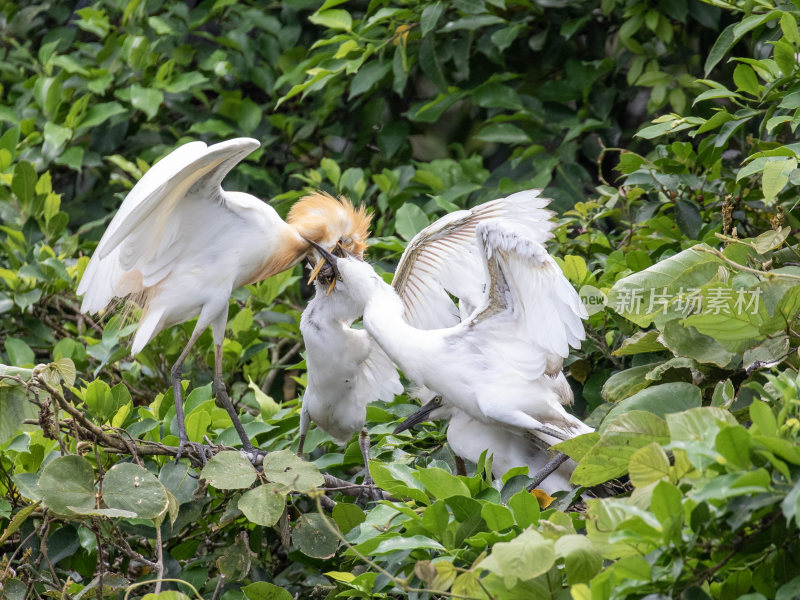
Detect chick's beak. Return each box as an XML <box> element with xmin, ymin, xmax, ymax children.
<box><xmin>393</xmin><ymin>398</ymin><xmax>441</xmax><ymax>435</ymax></box>
<box><xmin>305</xmin><ymin>239</ymin><xmax>342</xmax><ymax>295</ymax></box>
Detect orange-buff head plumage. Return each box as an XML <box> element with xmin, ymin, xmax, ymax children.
<box><xmin>287</xmin><ymin>191</ymin><xmax>371</xmax><ymax>257</ymax></box>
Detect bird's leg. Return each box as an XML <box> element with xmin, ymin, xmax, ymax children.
<box><xmin>296</xmin><ymin>433</ymin><xmax>306</xmax><ymax>458</ymax></box>
<box><xmin>214</xmin><ymin>343</ymin><xmax>256</xmax><ymax>454</ymax></box>
<box><xmin>526</xmin><ymin>452</ymin><xmax>570</xmax><ymax>492</ymax></box>
<box><xmin>454</xmin><ymin>455</ymin><xmax>467</xmax><ymax>477</ymax></box>
<box><xmin>358</xmin><ymin>428</ymin><xmax>373</xmax><ymax>486</ymax></box>
<box><xmin>171</xmin><ymin>330</ymin><xmax>207</xmax><ymax>463</ymax></box>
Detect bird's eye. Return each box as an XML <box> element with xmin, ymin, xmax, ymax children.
<box><xmin>341</xmin><ymin>236</ymin><xmax>352</xmax><ymax>245</ymax></box>
<box><xmin>433</xmin><ymin>396</ymin><xmax>442</xmax><ymax>403</ymax></box>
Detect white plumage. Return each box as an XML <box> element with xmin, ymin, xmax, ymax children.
<box><xmin>396</xmin><ymin>388</ymin><xmax>576</xmax><ymax>496</ymax></box>
<box><xmin>78</xmin><ymin>138</ymin><xmax>372</xmax><ymax>460</ymax></box>
<box><xmin>301</xmin><ymin>189</ymin><xmax>591</xmax><ymax>489</ymax></box>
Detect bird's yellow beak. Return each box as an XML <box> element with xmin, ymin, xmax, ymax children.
<box><xmin>306</xmin><ymin>241</ymin><xmax>344</xmax><ymax>295</ymax></box>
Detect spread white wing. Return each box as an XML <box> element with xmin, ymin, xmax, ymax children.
<box><xmin>77</xmin><ymin>138</ymin><xmax>262</xmax><ymax>314</ymax></box>
<box><xmin>391</xmin><ymin>190</ymin><xmax>554</xmax><ymax>330</ymax></box>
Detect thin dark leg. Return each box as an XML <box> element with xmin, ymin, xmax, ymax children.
<box><xmin>454</xmin><ymin>455</ymin><xmax>467</xmax><ymax>477</ymax></box>
<box><xmin>358</xmin><ymin>428</ymin><xmax>373</xmax><ymax>486</ymax></box>
<box><xmin>214</xmin><ymin>344</ymin><xmax>256</xmax><ymax>453</ymax></box>
<box><xmin>171</xmin><ymin>330</ymin><xmax>204</xmax><ymax>462</ymax></box>
<box><xmin>526</xmin><ymin>452</ymin><xmax>570</xmax><ymax>491</ymax></box>
<box><xmin>296</xmin><ymin>433</ymin><xmax>306</xmax><ymax>457</ymax></box>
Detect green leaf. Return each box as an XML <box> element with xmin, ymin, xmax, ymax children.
<box><xmin>103</xmin><ymin>462</ymin><xmax>169</xmax><ymax>520</ymax></box>
<box><xmin>248</xmin><ymin>378</ymin><xmax>280</xmax><ymax>420</ymax></box>
<box><xmin>715</xmin><ymin>425</ymin><xmax>751</xmax><ymax>470</ymax></box>
<box><xmin>349</xmin><ymin>60</ymin><xmax>392</xmax><ymax>99</ymax></box>
<box><xmin>601</xmin><ymin>364</ymin><xmax>655</xmax><ymax>403</ymax></box>
<box><xmin>628</xmin><ymin>442</ymin><xmax>671</xmax><ymax>487</ymax></box>
<box><xmin>478</xmin><ymin>529</ymin><xmax>555</xmax><ymax>587</ymax></box>
<box><xmin>762</xmin><ymin>158</ymin><xmax>796</xmax><ymax>205</ymax></box>
<box><xmin>200</xmin><ymin>450</ymin><xmax>258</xmax><ymax>489</ymax></box>
<box><xmin>667</xmin><ymin>407</ymin><xmax>736</xmax><ymax>443</ymax></box>
<box><xmin>749</xmin><ymin>400</ymin><xmax>777</xmax><ymax>437</ymax></box>
<box><xmin>555</xmin><ymin>534</ymin><xmax>602</xmax><ymax>585</ymax></box>
<box><xmin>243</xmin><ymin>582</ymin><xmax>294</xmax><ymax>600</ymax></box>
<box><xmin>0</xmin><ymin>501</ymin><xmax>41</xmax><ymax>545</ymax></box>
<box><xmin>650</xmin><ymin>480</ymin><xmax>682</xmax><ymax>525</ymax></box>
<box><xmin>11</xmin><ymin>161</ymin><xmax>36</xmax><ymax>206</ymax></box>
<box><xmin>475</xmin><ymin>122</ymin><xmax>530</xmax><ymax>144</ymax></box>
<box><xmin>129</xmin><ymin>84</ymin><xmax>163</xmax><ymax>119</ymax></box>
<box><xmin>309</xmin><ymin>9</ymin><xmax>352</xmax><ymax>31</ymax></box>
<box><xmin>420</xmin><ymin>2</ymin><xmax>444</xmax><ymax>36</ymax></box>
<box><xmin>238</xmin><ymin>485</ymin><xmax>285</xmax><ymax>526</ymax></box>
<box><xmin>607</xmin><ymin>244</ymin><xmax>722</xmax><ymax>327</ymax></box>
<box><xmin>733</xmin><ymin>64</ymin><xmax>760</xmax><ymax>96</ymax></box>
<box><xmin>332</xmin><ymin>502</ymin><xmax>366</xmax><ymax>534</ymax></box>
<box><xmin>414</xmin><ymin>467</ymin><xmax>470</xmax><ymax>499</ymax></box>
<box><xmin>508</xmin><ymin>490</ymin><xmax>540</xmax><ymax>528</ymax></box>
<box><xmin>660</xmin><ymin>321</ymin><xmax>735</xmax><ymax>368</ymax></box>
<box><xmin>261</xmin><ymin>450</ymin><xmax>324</xmax><ymax>492</ymax></box>
<box><xmin>603</xmin><ymin>383</ymin><xmax>702</xmax><ymax>425</ymax></box>
<box><xmin>5</xmin><ymin>338</ymin><xmax>34</xmax><ymax>367</ymax></box>
<box><xmin>293</xmin><ymin>513</ymin><xmax>339</xmax><ymax>559</ymax></box>
<box><xmin>394</xmin><ymin>203</ymin><xmax>429</xmax><ymax>241</ymax></box>
<box><xmin>613</xmin><ymin>330</ymin><xmax>666</xmax><ymax>356</ymax></box>
<box><xmin>37</xmin><ymin>455</ymin><xmax>96</xmax><ymax>516</ymax></box>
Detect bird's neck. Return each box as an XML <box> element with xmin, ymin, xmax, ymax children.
<box><xmin>362</xmin><ymin>287</ymin><xmax>427</xmax><ymax>381</ymax></box>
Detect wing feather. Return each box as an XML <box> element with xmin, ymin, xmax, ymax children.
<box><xmin>391</xmin><ymin>189</ymin><xmax>554</xmax><ymax>330</ymax></box>
<box><xmin>78</xmin><ymin>138</ymin><xmax>261</xmax><ymax>314</ymax></box>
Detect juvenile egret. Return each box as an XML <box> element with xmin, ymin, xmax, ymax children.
<box><xmin>307</xmin><ymin>190</ymin><xmax>592</xmax><ymax>450</ymax></box>
<box><xmin>393</xmin><ymin>389</ymin><xmax>577</xmax><ymax>496</ymax></box>
<box><xmin>77</xmin><ymin>138</ymin><xmax>371</xmax><ymax>460</ymax></box>
<box><xmin>299</xmin><ymin>264</ymin><xmax>403</xmax><ymax>482</ymax></box>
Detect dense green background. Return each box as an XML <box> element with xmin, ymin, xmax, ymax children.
<box><xmin>2</xmin><ymin>0</ymin><xmax>800</xmax><ymax>599</ymax></box>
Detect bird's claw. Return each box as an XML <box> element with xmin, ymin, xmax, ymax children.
<box><xmin>175</xmin><ymin>439</ymin><xmax>210</xmax><ymax>466</ymax></box>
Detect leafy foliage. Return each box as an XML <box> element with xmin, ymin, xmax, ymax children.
<box><xmin>1</xmin><ymin>0</ymin><xmax>800</xmax><ymax>599</ymax></box>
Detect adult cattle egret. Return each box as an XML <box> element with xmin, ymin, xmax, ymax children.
<box><xmin>307</xmin><ymin>189</ymin><xmax>592</xmax><ymax>450</ymax></box>
<box><xmin>393</xmin><ymin>389</ymin><xmax>576</xmax><ymax>496</ymax></box>
<box><xmin>77</xmin><ymin>138</ymin><xmax>371</xmax><ymax>460</ymax></box>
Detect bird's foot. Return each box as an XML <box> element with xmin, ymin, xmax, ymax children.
<box><xmin>175</xmin><ymin>439</ymin><xmax>210</xmax><ymax>466</ymax></box>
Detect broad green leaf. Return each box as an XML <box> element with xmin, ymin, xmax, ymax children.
<box><xmin>37</xmin><ymin>455</ymin><xmax>95</xmax><ymax>516</ymax></box>
<box><xmin>332</xmin><ymin>502</ymin><xmax>366</xmax><ymax>534</ymax></box>
<box><xmin>420</xmin><ymin>2</ymin><xmax>444</xmax><ymax>36</ymax></box>
<box><xmin>414</xmin><ymin>468</ymin><xmax>470</xmax><ymax>499</ymax></box>
<box><xmin>628</xmin><ymin>443</ymin><xmax>671</xmax><ymax>487</ymax></box>
<box><xmin>0</xmin><ymin>501</ymin><xmax>41</xmax><ymax>544</ymax></box>
<box><xmin>293</xmin><ymin>513</ymin><xmax>339</xmax><ymax>558</ymax></box>
<box><xmin>11</xmin><ymin>162</ymin><xmax>36</xmax><ymax>205</ymax></box>
<box><xmin>612</xmin><ymin>330</ymin><xmax>666</xmax><ymax>356</ymax></box>
<box><xmin>262</xmin><ymin>449</ymin><xmax>324</xmax><ymax>492</ymax></box>
<box><xmin>394</xmin><ymin>203</ymin><xmax>429</xmax><ymax>241</ymax></box>
<box><xmin>733</xmin><ymin>63</ymin><xmax>760</xmax><ymax>96</ymax></box>
<box><xmin>243</xmin><ymin>582</ymin><xmax>294</xmax><ymax>600</ymax></box>
<box><xmin>659</xmin><ymin>321</ymin><xmax>735</xmax><ymax>367</ymax></box>
<box><xmin>762</xmin><ymin>158</ymin><xmax>796</xmax><ymax>205</ymax></box>
<box><xmin>555</xmin><ymin>534</ymin><xmax>602</xmax><ymax>585</ymax></box>
<box><xmin>603</xmin><ymin>383</ymin><xmax>702</xmax><ymax>425</ymax></box>
<box><xmin>607</xmin><ymin>244</ymin><xmax>721</xmax><ymax>327</ymax></box>
<box><xmin>475</xmin><ymin>122</ymin><xmax>530</xmax><ymax>144</ymax></box>
<box><xmin>478</xmin><ymin>529</ymin><xmax>555</xmax><ymax>586</ymax></box>
<box><xmin>201</xmin><ymin>450</ymin><xmax>258</xmax><ymax>489</ymax></box>
<box><xmin>248</xmin><ymin>378</ymin><xmax>280</xmax><ymax>419</ymax></box>
<box><xmin>667</xmin><ymin>407</ymin><xmax>736</xmax><ymax>443</ymax></box>
<box><xmin>129</xmin><ymin>84</ymin><xmax>163</xmax><ymax>119</ymax></box>
<box><xmin>238</xmin><ymin>485</ymin><xmax>285</xmax><ymax>526</ymax></box>
<box><xmin>601</xmin><ymin>364</ymin><xmax>656</xmax><ymax>403</ymax></box>
<box><xmin>5</xmin><ymin>338</ymin><xmax>34</xmax><ymax>367</ymax></box>
<box><xmin>715</xmin><ymin>425</ymin><xmax>751</xmax><ymax>470</ymax></box>
<box><xmin>749</xmin><ymin>400</ymin><xmax>777</xmax><ymax>437</ymax></box>
<box><xmin>103</xmin><ymin>462</ymin><xmax>169</xmax><ymax>520</ymax></box>
<box><xmin>309</xmin><ymin>9</ymin><xmax>352</xmax><ymax>31</ymax></box>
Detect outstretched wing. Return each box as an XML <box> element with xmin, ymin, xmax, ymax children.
<box><xmin>462</xmin><ymin>218</ymin><xmax>587</xmax><ymax>383</ymax></box>
<box><xmin>77</xmin><ymin>138</ymin><xmax>262</xmax><ymax>314</ymax></box>
<box><xmin>391</xmin><ymin>190</ymin><xmax>554</xmax><ymax>330</ymax></box>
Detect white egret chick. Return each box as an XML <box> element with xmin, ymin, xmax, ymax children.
<box><xmin>307</xmin><ymin>201</ymin><xmax>592</xmax><ymax>444</ymax></box>
<box><xmin>297</xmin><ymin>191</ymin><xmax>554</xmax><ymax>480</ymax></box>
<box><xmin>78</xmin><ymin>138</ymin><xmax>372</xmax><ymax>460</ymax></box>
<box><xmin>393</xmin><ymin>389</ymin><xmax>577</xmax><ymax>496</ymax></box>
